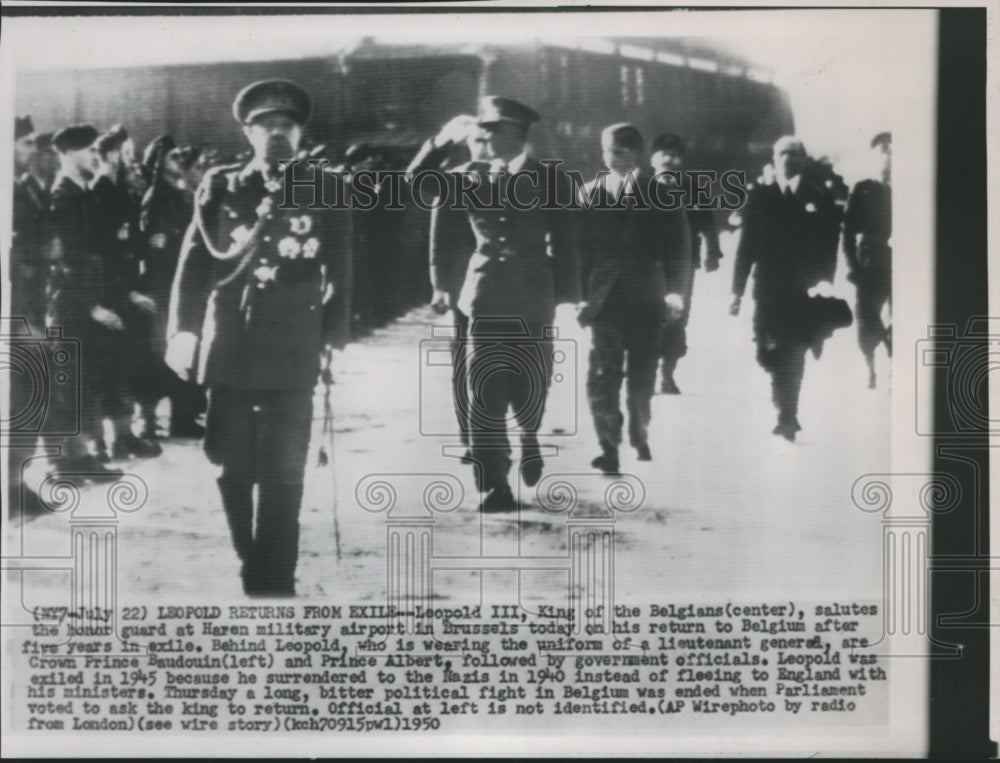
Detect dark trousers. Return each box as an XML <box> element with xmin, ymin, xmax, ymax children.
<box><xmin>451</xmin><ymin>308</ymin><xmax>471</xmax><ymax>447</ymax></box>
<box><xmin>467</xmin><ymin>318</ymin><xmax>553</xmax><ymax>491</ymax></box>
<box><xmin>204</xmin><ymin>387</ymin><xmax>314</xmax><ymax>596</ymax></box>
<box><xmin>588</xmin><ymin>314</ymin><xmax>662</xmax><ymax>451</ymax></box>
<box><xmin>855</xmin><ymin>269</ymin><xmax>891</xmax><ymax>363</ymax></box>
<box><xmin>90</xmin><ymin>323</ymin><xmax>134</xmax><ymax>440</ymax></box>
<box><xmin>660</xmin><ymin>270</ymin><xmax>695</xmax><ymax>372</ymax></box>
<box><xmin>130</xmin><ymin>299</ymin><xmax>205</xmax><ymax>433</ymax></box>
<box><xmin>45</xmin><ymin>312</ymin><xmax>104</xmax><ymax>459</ymax></box>
<box><xmin>753</xmin><ymin>296</ymin><xmax>808</xmax><ymax>425</ymax></box>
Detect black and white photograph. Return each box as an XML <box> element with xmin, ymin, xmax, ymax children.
<box><xmin>0</xmin><ymin>3</ymin><xmax>993</xmax><ymax>757</ymax></box>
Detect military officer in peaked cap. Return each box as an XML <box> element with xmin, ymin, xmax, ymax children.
<box><xmin>167</xmin><ymin>79</ymin><xmax>352</xmax><ymax>596</ymax></box>
<box><xmin>431</xmin><ymin>95</ymin><xmax>581</xmax><ymax>512</ymax></box>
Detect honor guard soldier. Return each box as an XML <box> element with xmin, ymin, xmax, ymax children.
<box><xmin>167</xmin><ymin>79</ymin><xmax>352</xmax><ymax>596</ymax></box>
<box><xmin>730</xmin><ymin>137</ymin><xmax>843</xmax><ymax>441</ymax></box>
<box><xmin>844</xmin><ymin>132</ymin><xmax>892</xmax><ymax>388</ymax></box>
<box><xmin>139</xmin><ymin>135</ymin><xmax>205</xmax><ymax>437</ymax></box>
<box><xmin>12</xmin><ymin>116</ymin><xmax>49</xmax><ymax>331</ymax></box>
<box><xmin>91</xmin><ymin>125</ymin><xmax>162</xmax><ymax>460</ymax></box>
<box><xmin>10</xmin><ymin>116</ymin><xmax>50</xmax><ymax>513</ymax></box>
<box><xmin>431</xmin><ymin>96</ymin><xmax>581</xmax><ymax>511</ymax></box>
<box><xmin>47</xmin><ymin>124</ymin><xmax>123</xmax><ymax>476</ymax></box>
<box><xmin>579</xmin><ymin>124</ymin><xmax>691</xmax><ymax>474</ymax></box>
<box><xmin>649</xmin><ymin>132</ymin><xmax>723</xmax><ymax>395</ymax></box>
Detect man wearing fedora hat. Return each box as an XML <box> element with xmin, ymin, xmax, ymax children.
<box><xmin>167</xmin><ymin>79</ymin><xmax>352</xmax><ymax>596</ymax></box>
<box><xmin>431</xmin><ymin>95</ymin><xmax>581</xmax><ymax>511</ymax></box>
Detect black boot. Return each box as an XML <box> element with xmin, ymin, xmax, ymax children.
<box><xmin>217</xmin><ymin>476</ymin><xmax>255</xmax><ymax>592</ymax></box>
<box><xmin>481</xmin><ymin>482</ymin><xmax>517</xmax><ymax>513</ymax></box>
<box><xmin>519</xmin><ymin>436</ymin><xmax>543</xmax><ymax>487</ymax></box>
<box><xmin>591</xmin><ymin>442</ymin><xmax>621</xmax><ymax>475</ymax></box>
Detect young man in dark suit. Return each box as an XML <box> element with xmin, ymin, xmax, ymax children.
<box><xmin>649</xmin><ymin>131</ymin><xmax>724</xmax><ymax>395</ymax></box>
<box><xmin>730</xmin><ymin>136</ymin><xmax>841</xmax><ymax>441</ymax></box>
<box><xmin>579</xmin><ymin>124</ymin><xmax>691</xmax><ymax>474</ymax></box>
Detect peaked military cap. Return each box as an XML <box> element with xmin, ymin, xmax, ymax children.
<box><xmin>870</xmin><ymin>131</ymin><xmax>891</xmax><ymax>149</ymax></box>
<box><xmin>52</xmin><ymin>124</ymin><xmax>99</xmax><ymax>153</ymax></box>
<box><xmin>233</xmin><ymin>79</ymin><xmax>312</xmax><ymax>126</ymax></box>
<box><xmin>15</xmin><ymin>115</ymin><xmax>34</xmax><ymax>140</ymax></box>
<box><xmin>476</xmin><ymin>96</ymin><xmax>540</xmax><ymax>130</ymax></box>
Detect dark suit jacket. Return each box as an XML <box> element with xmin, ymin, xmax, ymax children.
<box><xmin>168</xmin><ymin>162</ymin><xmax>352</xmax><ymax>390</ymax></box>
<box><xmin>732</xmin><ymin>177</ymin><xmax>841</xmax><ymax>324</ymax></box>
<box><xmin>577</xmin><ymin>170</ymin><xmax>692</xmax><ymax>325</ymax></box>
<box><xmin>430</xmin><ymin>157</ymin><xmax>581</xmax><ymax>325</ymax></box>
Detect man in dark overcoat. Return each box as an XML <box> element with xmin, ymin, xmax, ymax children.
<box><xmin>730</xmin><ymin>136</ymin><xmax>842</xmax><ymax>441</ymax></box>
<box><xmin>579</xmin><ymin>124</ymin><xmax>691</xmax><ymax>474</ymax></box>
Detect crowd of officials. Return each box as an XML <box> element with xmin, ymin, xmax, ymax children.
<box><xmin>9</xmin><ymin>79</ymin><xmax>892</xmax><ymax>595</ymax></box>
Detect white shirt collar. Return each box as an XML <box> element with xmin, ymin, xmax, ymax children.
<box><xmin>777</xmin><ymin>173</ymin><xmax>801</xmax><ymax>195</ymax></box>
<box><xmin>606</xmin><ymin>167</ymin><xmax>641</xmax><ymax>197</ymax></box>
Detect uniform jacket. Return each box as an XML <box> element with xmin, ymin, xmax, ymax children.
<box><xmin>139</xmin><ymin>180</ymin><xmax>194</xmax><ymax>301</ymax></box>
<box><xmin>843</xmin><ymin>179</ymin><xmax>891</xmax><ymax>275</ymax></box>
<box><xmin>47</xmin><ymin>175</ymin><xmax>104</xmax><ymax>326</ymax></box>
<box><xmin>167</xmin><ymin>161</ymin><xmax>353</xmax><ymax>390</ymax></box>
<box><xmin>91</xmin><ymin>174</ymin><xmax>140</xmax><ymax>309</ymax></box>
<box><xmin>732</xmin><ymin>177</ymin><xmax>841</xmax><ymax>307</ymax></box>
<box><xmin>12</xmin><ymin>172</ymin><xmax>50</xmax><ymax>324</ymax></box>
<box><xmin>577</xmin><ymin>170</ymin><xmax>692</xmax><ymax>326</ymax></box>
<box><xmin>430</xmin><ymin>157</ymin><xmax>581</xmax><ymax>324</ymax></box>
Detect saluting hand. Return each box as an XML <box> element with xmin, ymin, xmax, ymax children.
<box><xmin>433</xmin><ymin>115</ymin><xmax>476</xmax><ymax>149</ymax></box>
<box><xmin>91</xmin><ymin>305</ymin><xmax>125</xmax><ymax>331</ymax></box>
<box><xmin>129</xmin><ymin>291</ymin><xmax>157</xmax><ymax>315</ymax></box>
